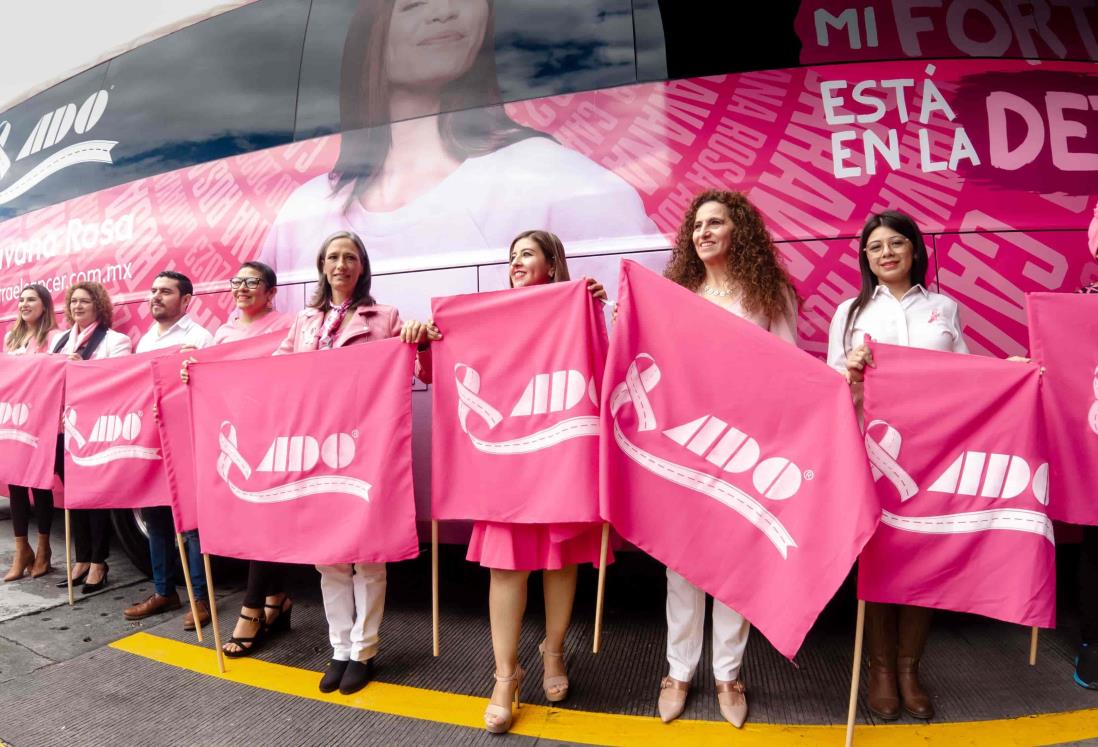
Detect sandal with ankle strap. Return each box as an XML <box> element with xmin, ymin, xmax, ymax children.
<box><xmin>538</xmin><ymin>641</ymin><xmax>570</xmax><ymax>702</ymax></box>
<box><xmin>265</xmin><ymin>596</ymin><xmax>293</xmax><ymax>634</ymax></box>
<box><xmin>484</xmin><ymin>666</ymin><xmax>525</xmax><ymax>734</ymax></box>
<box><xmin>222</xmin><ymin>611</ymin><xmax>266</xmax><ymax>659</ymax></box>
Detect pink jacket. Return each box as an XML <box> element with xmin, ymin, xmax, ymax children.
<box><xmin>276</xmin><ymin>303</ymin><xmax>431</xmax><ymax>383</ymax></box>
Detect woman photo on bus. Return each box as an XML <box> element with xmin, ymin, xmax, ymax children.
<box><xmin>259</xmin><ymin>0</ymin><xmax>655</xmax><ymax>296</ymax></box>
<box><xmin>3</xmin><ymin>284</ymin><xmax>60</xmax><ymax>581</ymax></box>
<box><xmin>274</xmin><ymin>231</ymin><xmax>431</xmax><ymax>696</ymax></box>
<box><xmin>826</xmin><ymin>210</ymin><xmax>969</xmax><ymax>721</ymax></box>
<box><xmin>52</xmin><ymin>281</ymin><xmax>133</xmax><ymax>593</ymax></box>
<box><xmin>405</xmin><ymin>229</ymin><xmax>610</xmax><ymax>735</ymax></box>
<box><xmin>181</xmin><ymin>261</ymin><xmax>294</xmax><ymax>658</ymax></box>
<box><xmin>657</xmin><ymin>190</ymin><xmax>799</xmax><ymax>729</ymax></box>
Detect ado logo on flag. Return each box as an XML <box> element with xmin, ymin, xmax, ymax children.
<box><xmin>608</xmin><ymin>354</ymin><xmax>799</xmax><ymax>559</ymax></box>
<box><xmin>865</xmin><ymin>420</ymin><xmax>1053</xmax><ymax>543</ymax></box>
<box><xmin>0</xmin><ymin>401</ymin><xmax>35</xmax><ymax>446</ymax></box>
<box><xmin>217</xmin><ymin>422</ymin><xmax>371</xmax><ymax>504</ymax></box>
<box><xmin>453</xmin><ymin>364</ymin><xmax>600</xmax><ymax>454</ymax></box>
<box><xmin>63</xmin><ymin>407</ymin><xmax>159</xmax><ymax>466</ymax></box>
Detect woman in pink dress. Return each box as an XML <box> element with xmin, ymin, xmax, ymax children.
<box><xmin>406</xmin><ymin>230</ymin><xmax>610</xmax><ymax>734</ymax></box>
<box><xmin>3</xmin><ymin>284</ymin><xmax>61</xmax><ymax>581</ymax></box>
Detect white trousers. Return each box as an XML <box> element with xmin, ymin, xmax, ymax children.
<box><xmin>317</xmin><ymin>562</ymin><xmax>386</xmax><ymax>662</ymax></box>
<box><xmin>665</xmin><ymin>567</ymin><xmax>750</xmax><ymax>682</ymax></box>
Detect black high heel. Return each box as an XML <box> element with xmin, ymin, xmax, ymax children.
<box><xmin>265</xmin><ymin>597</ymin><xmax>293</xmax><ymax>634</ymax></box>
<box><xmin>81</xmin><ymin>563</ymin><xmax>109</xmax><ymax>594</ymax></box>
<box><xmin>57</xmin><ymin>569</ymin><xmax>88</xmax><ymax>588</ymax></box>
<box><xmin>223</xmin><ymin>612</ymin><xmax>267</xmax><ymax>659</ymax></box>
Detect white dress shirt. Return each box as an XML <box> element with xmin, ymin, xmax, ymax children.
<box><xmin>136</xmin><ymin>314</ymin><xmax>214</xmax><ymax>354</ymax></box>
<box><xmin>826</xmin><ymin>284</ymin><xmax>968</xmax><ymax>371</ymax></box>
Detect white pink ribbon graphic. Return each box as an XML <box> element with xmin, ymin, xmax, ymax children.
<box><xmin>866</xmin><ymin>418</ymin><xmax>1053</xmax><ymax>544</ymax></box>
<box><xmin>217</xmin><ymin>422</ymin><xmax>371</xmax><ymax>504</ymax></box>
<box><xmin>1089</xmin><ymin>366</ymin><xmax>1098</xmax><ymax>436</ymax></box>
<box><xmin>608</xmin><ymin>354</ymin><xmax>797</xmax><ymax>559</ymax></box>
<box><xmin>63</xmin><ymin>408</ymin><xmax>160</xmax><ymax>466</ymax></box>
<box><xmin>453</xmin><ymin>363</ymin><xmax>599</xmax><ymax>455</ymax></box>
<box><xmin>0</xmin><ymin>140</ymin><xmax>117</xmax><ymax>205</ymax></box>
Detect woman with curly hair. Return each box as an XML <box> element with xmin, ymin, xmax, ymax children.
<box><xmin>657</xmin><ymin>190</ymin><xmax>799</xmax><ymax>729</ymax></box>
<box><xmin>52</xmin><ymin>281</ymin><xmax>132</xmax><ymax>593</ymax></box>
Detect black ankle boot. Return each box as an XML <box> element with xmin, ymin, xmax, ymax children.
<box><xmin>319</xmin><ymin>659</ymin><xmax>350</xmax><ymax>693</ymax></box>
<box><xmin>339</xmin><ymin>659</ymin><xmax>374</xmax><ymax>695</ymax></box>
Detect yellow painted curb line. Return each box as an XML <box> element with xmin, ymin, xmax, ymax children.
<box><xmin>111</xmin><ymin>632</ymin><xmax>1098</xmax><ymax>746</ymax></box>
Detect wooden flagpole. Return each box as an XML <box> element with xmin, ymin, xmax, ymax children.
<box><xmin>592</xmin><ymin>523</ymin><xmax>611</xmax><ymax>653</ymax></box>
<box><xmin>1029</xmin><ymin>626</ymin><xmax>1038</xmax><ymax>666</ymax></box>
<box><xmin>432</xmin><ymin>520</ymin><xmax>440</xmax><ymax>657</ymax></box>
<box><xmin>64</xmin><ymin>509</ymin><xmax>74</xmax><ymax>606</ymax></box>
<box><xmin>176</xmin><ymin>533</ymin><xmax>203</xmax><ymax>643</ymax></box>
<box><xmin>203</xmin><ymin>554</ymin><xmax>225</xmax><ymax>673</ymax></box>
<box><xmin>845</xmin><ymin>600</ymin><xmax>867</xmax><ymax>747</ymax></box>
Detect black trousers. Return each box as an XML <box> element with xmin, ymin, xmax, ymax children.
<box><xmin>243</xmin><ymin>561</ymin><xmax>289</xmax><ymax>609</ymax></box>
<box><xmin>1081</xmin><ymin>525</ymin><xmax>1098</xmax><ymax>644</ymax></box>
<box><xmin>54</xmin><ymin>433</ymin><xmax>111</xmax><ymax>564</ymax></box>
<box><xmin>7</xmin><ymin>485</ymin><xmax>54</xmax><ymax>537</ymax></box>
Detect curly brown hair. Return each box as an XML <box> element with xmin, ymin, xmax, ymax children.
<box><xmin>63</xmin><ymin>282</ymin><xmax>114</xmax><ymax>328</ymax></box>
<box><xmin>664</xmin><ymin>190</ymin><xmax>798</xmax><ymax>322</ymax></box>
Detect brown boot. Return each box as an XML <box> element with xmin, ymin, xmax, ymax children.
<box><xmin>897</xmin><ymin>605</ymin><xmax>934</xmax><ymax>719</ymax></box>
<box><xmin>4</xmin><ymin>537</ymin><xmax>35</xmax><ymax>582</ymax></box>
<box><xmin>30</xmin><ymin>534</ymin><xmax>52</xmax><ymax>578</ymax></box>
<box><xmin>864</xmin><ymin>602</ymin><xmax>900</xmax><ymax>720</ymax></box>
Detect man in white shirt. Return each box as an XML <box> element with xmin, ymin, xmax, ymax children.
<box><xmin>123</xmin><ymin>271</ymin><xmax>214</xmax><ymax>629</ymax></box>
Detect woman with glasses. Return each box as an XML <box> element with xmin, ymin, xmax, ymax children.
<box><xmin>52</xmin><ymin>282</ymin><xmax>132</xmax><ymax>593</ymax></box>
<box><xmin>826</xmin><ymin>210</ymin><xmax>967</xmax><ymax>722</ymax></box>
<box><xmin>3</xmin><ymin>284</ymin><xmax>61</xmax><ymax>581</ymax></box>
<box><xmin>203</xmin><ymin>261</ymin><xmax>293</xmax><ymax>656</ymax></box>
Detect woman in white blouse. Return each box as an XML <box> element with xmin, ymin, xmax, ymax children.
<box><xmin>826</xmin><ymin>210</ymin><xmax>964</xmax><ymax>723</ymax></box>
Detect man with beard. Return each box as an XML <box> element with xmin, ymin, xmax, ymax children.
<box><xmin>122</xmin><ymin>271</ymin><xmax>214</xmax><ymax>628</ymax></box>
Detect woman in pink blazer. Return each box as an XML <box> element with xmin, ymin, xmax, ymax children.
<box><xmin>275</xmin><ymin>231</ymin><xmax>430</xmax><ymax>697</ymax></box>
<box><xmin>3</xmin><ymin>284</ymin><xmax>61</xmax><ymax>581</ymax></box>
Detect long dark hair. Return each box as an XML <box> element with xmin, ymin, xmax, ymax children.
<box><xmin>664</xmin><ymin>189</ymin><xmax>798</xmax><ymax>323</ymax></box>
<box><xmin>843</xmin><ymin>210</ymin><xmax>930</xmax><ymax>352</ymax></box>
<box><xmin>5</xmin><ymin>284</ymin><xmax>56</xmax><ymax>351</ymax></box>
<box><xmin>507</xmin><ymin>230</ymin><xmax>571</xmax><ymax>287</ymax></box>
<box><xmin>331</xmin><ymin>0</ymin><xmax>545</xmax><ymax>208</ymax></box>
<box><xmin>308</xmin><ymin>231</ymin><xmax>375</xmax><ymax>312</ymax></box>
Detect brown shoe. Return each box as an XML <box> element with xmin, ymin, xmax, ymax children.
<box><xmin>865</xmin><ymin>602</ymin><xmax>900</xmax><ymax>721</ymax></box>
<box><xmin>898</xmin><ymin>605</ymin><xmax>935</xmax><ymax>719</ymax></box>
<box><xmin>30</xmin><ymin>534</ymin><xmax>52</xmax><ymax>578</ymax></box>
<box><xmin>4</xmin><ymin>537</ymin><xmax>34</xmax><ymax>582</ymax></box>
<box><xmin>124</xmin><ymin>592</ymin><xmax>182</xmax><ymax>620</ymax></box>
<box><xmin>183</xmin><ymin>600</ymin><xmax>211</xmax><ymax>631</ymax></box>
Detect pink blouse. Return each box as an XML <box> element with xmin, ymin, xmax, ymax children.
<box><xmin>211</xmin><ymin>311</ymin><xmax>291</xmax><ymax>345</ymax></box>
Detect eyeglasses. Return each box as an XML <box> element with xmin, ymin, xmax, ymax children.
<box><xmin>229</xmin><ymin>277</ymin><xmax>264</xmax><ymax>290</ymax></box>
<box><xmin>864</xmin><ymin>236</ymin><xmax>911</xmax><ymax>255</ymax></box>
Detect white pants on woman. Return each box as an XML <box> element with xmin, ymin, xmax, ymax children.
<box><xmin>316</xmin><ymin>562</ymin><xmax>386</xmax><ymax>662</ymax></box>
<box><xmin>666</xmin><ymin>567</ymin><xmax>750</xmax><ymax>682</ymax></box>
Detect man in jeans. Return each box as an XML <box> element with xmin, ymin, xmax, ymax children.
<box><xmin>123</xmin><ymin>271</ymin><xmax>214</xmax><ymax>629</ymax></box>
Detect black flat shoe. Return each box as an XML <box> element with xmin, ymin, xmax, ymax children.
<box><xmin>339</xmin><ymin>659</ymin><xmax>374</xmax><ymax>695</ymax></box>
<box><xmin>57</xmin><ymin>570</ymin><xmax>88</xmax><ymax>588</ymax></box>
<box><xmin>319</xmin><ymin>659</ymin><xmax>350</xmax><ymax>693</ymax></box>
<box><xmin>81</xmin><ymin>564</ymin><xmax>109</xmax><ymax>594</ymax></box>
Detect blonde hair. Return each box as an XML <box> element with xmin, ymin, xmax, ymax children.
<box><xmin>5</xmin><ymin>284</ymin><xmax>57</xmax><ymax>351</ymax></box>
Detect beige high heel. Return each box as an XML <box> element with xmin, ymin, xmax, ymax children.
<box><xmin>539</xmin><ymin>641</ymin><xmax>570</xmax><ymax>702</ymax></box>
<box><xmin>484</xmin><ymin>667</ymin><xmax>525</xmax><ymax>734</ymax></box>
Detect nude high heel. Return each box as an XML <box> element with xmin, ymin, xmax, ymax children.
<box><xmin>539</xmin><ymin>641</ymin><xmax>570</xmax><ymax>702</ymax></box>
<box><xmin>4</xmin><ymin>537</ymin><xmax>34</xmax><ymax>582</ymax></box>
<box><xmin>484</xmin><ymin>667</ymin><xmax>525</xmax><ymax>734</ymax></box>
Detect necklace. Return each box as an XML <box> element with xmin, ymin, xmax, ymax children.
<box><xmin>702</xmin><ymin>285</ymin><xmax>735</xmax><ymax>297</ymax></box>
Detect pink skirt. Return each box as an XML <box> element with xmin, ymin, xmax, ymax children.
<box><xmin>466</xmin><ymin>521</ymin><xmax>614</xmax><ymax>571</ymax></box>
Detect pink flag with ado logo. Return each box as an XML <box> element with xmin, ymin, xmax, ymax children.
<box><xmin>189</xmin><ymin>338</ymin><xmax>418</xmax><ymax>565</ymax></box>
<box><xmin>859</xmin><ymin>343</ymin><xmax>1055</xmax><ymax>627</ymax></box>
<box><xmin>430</xmin><ymin>280</ymin><xmax>608</xmax><ymax>523</ymax></box>
<box><xmin>149</xmin><ymin>331</ymin><xmax>287</xmax><ymax>533</ymax></box>
<box><xmin>601</xmin><ymin>261</ymin><xmax>879</xmax><ymax>659</ymax></box>
<box><xmin>1026</xmin><ymin>292</ymin><xmax>1098</xmax><ymax>526</ymax></box>
<box><xmin>0</xmin><ymin>355</ymin><xmax>66</xmax><ymax>490</ymax></box>
<box><xmin>62</xmin><ymin>347</ymin><xmax>178</xmax><ymax>509</ymax></box>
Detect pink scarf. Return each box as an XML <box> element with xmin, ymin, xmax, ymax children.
<box><xmin>74</xmin><ymin>322</ymin><xmax>99</xmax><ymax>353</ymax></box>
<box><xmin>316</xmin><ymin>300</ymin><xmax>352</xmax><ymax>350</ymax></box>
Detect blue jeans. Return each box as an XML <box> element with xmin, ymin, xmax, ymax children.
<box><xmin>143</xmin><ymin>506</ymin><xmax>205</xmax><ymax>598</ymax></box>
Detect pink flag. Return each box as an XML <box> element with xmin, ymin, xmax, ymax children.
<box><xmin>1027</xmin><ymin>293</ymin><xmax>1098</xmax><ymax>526</ymax></box>
<box><xmin>189</xmin><ymin>338</ymin><xmax>418</xmax><ymax>565</ymax></box>
<box><xmin>601</xmin><ymin>261</ymin><xmax>879</xmax><ymax>659</ymax></box>
<box><xmin>860</xmin><ymin>343</ymin><xmax>1055</xmax><ymax>627</ymax></box>
<box><xmin>62</xmin><ymin>347</ymin><xmax>178</xmax><ymax>509</ymax></box>
<box><xmin>149</xmin><ymin>331</ymin><xmax>287</xmax><ymax>533</ymax></box>
<box><xmin>0</xmin><ymin>355</ymin><xmax>65</xmax><ymax>489</ymax></box>
<box><xmin>430</xmin><ymin>281</ymin><xmax>607</xmax><ymax>523</ymax></box>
